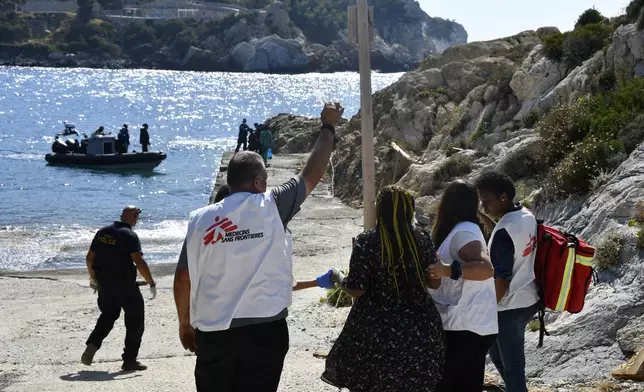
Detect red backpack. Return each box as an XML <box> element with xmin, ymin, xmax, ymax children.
<box><xmin>533</xmin><ymin>221</ymin><xmax>595</xmax><ymax>347</ymax></box>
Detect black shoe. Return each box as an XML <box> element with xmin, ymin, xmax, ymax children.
<box><xmin>121</xmin><ymin>361</ymin><xmax>147</xmax><ymax>371</ymax></box>
<box><xmin>81</xmin><ymin>343</ymin><xmax>99</xmax><ymax>366</ymax></box>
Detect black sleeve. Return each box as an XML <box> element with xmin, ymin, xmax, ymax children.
<box><xmin>127</xmin><ymin>231</ymin><xmax>142</xmax><ymax>254</ymax></box>
<box><xmin>177</xmin><ymin>239</ymin><xmax>188</xmax><ymax>270</ymax></box>
<box><xmin>490</xmin><ymin>228</ymin><xmax>515</xmax><ymax>281</ymax></box>
<box><xmin>89</xmin><ymin>231</ymin><xmax>100</xmax><ymax>252</ymax></box>
<box><xmin>271</xmin><ymin>176</ymin><xmax>307</xmax><ymax>227</ymax></box>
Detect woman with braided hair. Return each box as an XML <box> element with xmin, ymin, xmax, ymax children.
<box><xmin>321</xmin><ymin>185</ymin><xmax>445</xmax><ymax>392</ymax></box>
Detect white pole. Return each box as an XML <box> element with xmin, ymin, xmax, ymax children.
<box><xmin>357</xmin><ymin>0</ymin><xmax>376</xmax><ymax>230</ymax></box>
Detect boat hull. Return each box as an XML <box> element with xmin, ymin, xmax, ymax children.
<box><xmin>45</xmin><ymin>152</ymin><xmax>167</xmax><ymax>171</ymax></box>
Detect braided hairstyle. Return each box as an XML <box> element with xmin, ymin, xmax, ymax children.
<box><xmin>376</xmin><ymin>185</ymin><xmax>426</xmax><ymax>300</ymax></box>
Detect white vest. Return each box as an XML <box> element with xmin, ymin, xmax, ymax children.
<box><xmin>185</xmin><ymin>191</ymin><xmax>292</xmax><ymax>331</ymax></box>
<box><xmin>429</xmin><ymin>222</ymin><xmax>498</xmax><ymax>336</ymax></box>
<box><xmin>489</xmin><ymin>207</ymin><xmax>539</xmax><ymax>311</ymax></box>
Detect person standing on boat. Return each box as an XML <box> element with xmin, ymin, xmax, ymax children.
<box><xmin>173</xmin><ymin>102</ymin><xmax>344</xmax><ymax>392</ymax></box>
<box><xmin>140</xmin><ymin>124</ymin><xmax>150</xmax><ymax>153</ymax></box>
<box><xmin>236</xmin><ymin>119</ymin><xmax>250</xmax><ymax>153</ymax></box>
<box><xmin>82</xmin><ymin>206</ymin><xmax>157</xmax><ymax>371</ymax></box>
<box><xmin>118</xmin><ymin>125</ymin><xmax>130</xmax><ymax>154</ymax></box>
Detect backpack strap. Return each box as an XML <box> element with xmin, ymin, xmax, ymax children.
<box><xmin>537</xmin><ymin>300</ymin><xmax>550</xmax><ymax>348</ymax></box>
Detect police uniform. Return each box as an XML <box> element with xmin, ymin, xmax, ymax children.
<box><xmin>86</xmin><ymin>221</ymin><xmax>145</xmax><ymax>364</ymax></box>
<box><xmin>177</xmin><ymin>176</ymin><xmax>306</xmax><ymax>392</ymax></box>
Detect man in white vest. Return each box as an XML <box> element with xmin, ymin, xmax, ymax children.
<box><xmin>173</xmin><ymin>102</ymin><xmax>344</xmax><ymax>392</ymax></box>
<box><xmin>476</xmin><ymin>171</ymin><xmax>539</xmax><ymax>392</ymax></box>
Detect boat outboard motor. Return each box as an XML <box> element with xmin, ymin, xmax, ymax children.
<box><xmin>52</xmin><ymin>139</ymin><xmax>67</xmax><ymax>153</ymax></box>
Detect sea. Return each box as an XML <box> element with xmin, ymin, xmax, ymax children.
<box><xmin>0</xmin><ymin>66</ymin><xmax>402</xmax><ymax>271</ymax></box>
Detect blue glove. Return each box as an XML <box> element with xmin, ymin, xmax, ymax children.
<box><xmin>316</xmin><ymin>269</ymin><xmax>335</xmax><ymax>289</ymax></box>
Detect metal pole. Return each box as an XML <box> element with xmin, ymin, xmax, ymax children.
<box><xmin>357</xmin><ymin>0</ymin><xmax>376</xmax><ymax>230</ymax></box>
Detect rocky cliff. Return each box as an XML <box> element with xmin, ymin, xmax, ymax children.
<box><xmin>0</xmin><ymin>0</ymin><xmax>467</xmax><ymax>73</ymax></box>
<box><xmin>268</xmin><ymin>17</ymin><xmax>644</xmax><ymax>385</ymax></box>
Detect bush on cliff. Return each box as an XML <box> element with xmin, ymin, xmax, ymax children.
<box><xmin>626</xmin><ymin>0</ymin><xmax>644</xmax><ymax>29</ymax></box>
<box><xmin>575</xmin><ymin>8</ymin><xmax>604</xmax><ymax>29</ymax></box>
<box><xmin>544</xmin><ymin>22</ymin><xmax>612</xmax><ymax>68</ymax></box>
<box><xmin>540</xmin><ymin>77</ymin><xmax>644</xmax><ymax>198</ymax></box>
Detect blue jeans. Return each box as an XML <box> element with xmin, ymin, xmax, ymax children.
<box><xmin>489</xmin><ymin>302</ymin><xmax>540</xmax><ymax>392</ymax></box>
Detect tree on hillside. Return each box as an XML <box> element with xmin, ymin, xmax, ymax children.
<box><xmin>626</xmin><ymin>0</ymin><xmax>644</xmax><ymax>30</ymax></box>
<box><xmin>76</xmin><ymin>0</ymin><xmax>96</xmax><ymax>24</ymax></box>
<box><xmin>575</xmin><ymin>8</ymin><xmax>604</xmax><ymax>29</ymax></box>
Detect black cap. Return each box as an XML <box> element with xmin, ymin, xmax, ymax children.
<box><xmin>143</xmin><ymin>123</ymin><xmax>148</xmax><ymax>127</ymax></box>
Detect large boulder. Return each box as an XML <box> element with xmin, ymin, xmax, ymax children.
<box><xmin>510</xmin><ymin>44</ymin><xmax>568</xmax><ymax>117</ymax></box>
<box><xmin>607</xmin><ymin>24</ymin><xmax>644</xmax><ymax>81</ymax></box>
<box><xmin>230</xmin><ymin>35</ymin><xmax>308</xmax><ymax>72</ymax></box>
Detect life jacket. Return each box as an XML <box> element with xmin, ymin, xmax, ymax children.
<box><xmin>534</xmin><ymin>221</ymin><xmax>595</xmax><ymax>347</ymax></box>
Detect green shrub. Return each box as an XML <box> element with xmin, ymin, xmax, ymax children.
<box><xmin>637</xmin><ymin>228</ymin><xmax>644</xmax><ymax>249</ymax></box>
<box><xmin>538</xmin><ymin>102</ymin><xmax>591</xmax><ymax>165</ymax></box>
<box><xmin>575</xmin><ymin>8</ymin><xmax>604</xmax><ymax>29</ymax></box>
<box><xmin>543</xmin><ymin>32</ymin><xmax>564</xmax><ymax>61</ymax></box>
<box><xmin>123</xmin><ymin>22</ymin><xmax>155</xmax><ymax>52</ymax></box>
<box><xmin>443</xmin><ymin>138</ymin><xmax>468</xmax><ymax>157</ymax></box>
<box><xmin>527</xmin><ymin>319</ymin><xmax>540</xmax><ymax>332</ymax></box>
<box><xmin>539</xmin><ymin>78</ymin><xmax>644</xmax><ymax>198</ymax></box>
<box><xmin>561</xmin><ymin>23</ymin><xmax>612</xmax><ymax>68</ymax></box>
<box><xmin>435</xmin><ymin>154</ymin><xmax>473</xmax><ymax>182</ymax></box>
<box><xmin>617</xmin><ymin>115</ymin><xmax>644</xmax><ymax>154</ymax></box>
<box><xmin>546</xmin><ymin>136</ymin><xmax>623</xmax><ymax>196</ymax></box>
<box><xmin>594</xmin><ymin>232</ymin><xmax>625</xmax><ymax>270</ymax></box>
<box><xmin>87</xmin><ymin>35</ymin><xmax>120</xmax><ymax>57</ymax></box>
<box><xmin>544</xmin><ymin>23</ymin><xmax>612</xmax><ymax>67</ymax></box>
<box><xmin>626</xmin><ymin>0</ymin><xmax>644</xmax><ymax>23</ymax></box>
<box><xmin>469</xmin><ymin>121</ymin><xmax>491</xmax><ymax>142</ymax></box>
<box><xmin>523</xmin><ymin>111</ymin><xmax>539</xmax><ymax>129</ymax></box>
<box><xmin>0</xmin><ymin>20</ymin><xmax>30</xmax><ymax>43</ymax></box>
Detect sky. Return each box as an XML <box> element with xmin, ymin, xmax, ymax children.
<box><xmin>418</xmin><ymin>0</ymin><xmax>631</xmax><ymax>42</ymax></box>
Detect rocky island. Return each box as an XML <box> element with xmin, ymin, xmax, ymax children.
<box><xmin>266</xmin><ymin>3</ymin><xmax>644</xmax><ymax>388</ymax></box>
<box><xmin>0</xmin><ymin>0</ymin><xmax>467</xmax><ymax>72</ymax></box>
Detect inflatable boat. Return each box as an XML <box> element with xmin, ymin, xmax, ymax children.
<box><xmin>45</xmin><ymin>123</ymin><xmax>166</xmax><ymax>171</ymax></box>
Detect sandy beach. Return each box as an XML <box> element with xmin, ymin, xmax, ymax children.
<box><xmin>0</xmin><ymin>152</ymin><xmax>362</xmax><ymax>392</ymax></box>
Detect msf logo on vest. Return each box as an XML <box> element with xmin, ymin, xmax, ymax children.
<box><xmin>203</xmin><ymin>216</ymin><xmax>264</xmax><ymax>246</ymax></box>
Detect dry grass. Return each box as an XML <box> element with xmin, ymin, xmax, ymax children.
<box><xmin>594</xmin><ymin>232</ymin><xmax>625</xmax><ymax>270</ymax></box>
<box><xmin>527</xmin><ymin>319</ymin><xmax>541</xmax><ymax>332</ymax></box>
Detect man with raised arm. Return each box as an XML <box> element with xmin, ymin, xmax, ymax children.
<box><xmin>173</xmin><ymin>102</ymin><xmax>344</xmax><ymax>392</ymax></box>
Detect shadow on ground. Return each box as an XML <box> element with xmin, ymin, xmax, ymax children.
<box><xmin>60</xmin><ymin>370</ymin><xmax>141</xmax><ymax>382</ymax></box>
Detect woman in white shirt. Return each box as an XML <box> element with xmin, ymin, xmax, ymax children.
<box><xmin>428</xmin><ymin>181</ymin><xmax>498</xmax><ymax>392</ymax></box>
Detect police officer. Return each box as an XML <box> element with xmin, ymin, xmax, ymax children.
<box><xmin>235</xmin><ymin>119</ymin><xmax>250</xmax><ymax>153</ymax></box>
<box><xmin>82</xmin><ymin>206</ymin><xmax>157</xmax><ymax>371</ymax></box>
<box><xmin>139</xmin><ymin>123</ymin><xmax>150</xmax><ymax>153</ymax></box>
<box><xmin>173</xmin><ymin>102</ymin><xmax>344</xmax><ymax>392</ymax></box>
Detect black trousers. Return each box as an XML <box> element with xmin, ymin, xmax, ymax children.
<box><xmin>141</xmin><ymin>144</ymin><xmax>149</xmax><ymax>152</ymax></box>
<box><xmin>86</xmin><ymin>283</ymin><xmax>144</xmax><ymax>363</ymax></box>
<box><xmin>436</xmin><ymin>330</ymin><xmax>497</xmax><ymax>392</ymax></box>
<box><xmin>195</xmin><ymin>318</ymin><xmax>289</xmax><ymax>392</ymax></box>
<box><xmin>235</xmin><ymin>139</ymin><xmax>247</xmax><ymax>152</ymax></box>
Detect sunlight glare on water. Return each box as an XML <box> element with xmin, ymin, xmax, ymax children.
<box><xmin>0</xmin><ymin>66</ymin><xmax>402</xmax><ymax>271</ymax></box>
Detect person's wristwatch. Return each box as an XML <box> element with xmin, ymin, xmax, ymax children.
<box><xmin>450</xmin><ymin>260</ymin><xmax>463</xmax><ymax>280</ymax></box>
<box><xmin>149</xmin><ymin>282</ymin><xmax>156</xmax><ymax>288</ymax></box>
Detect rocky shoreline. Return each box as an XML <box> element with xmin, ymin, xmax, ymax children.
<box><xmin>0</xmin><ymin>1</ymin><xmax>467</xmax><ymax>74</ymax></box>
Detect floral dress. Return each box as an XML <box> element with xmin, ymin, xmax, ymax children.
<box><xmin>322</xmin><ymin>227</ymin><xmax>446</xmax><ymax>392</ymax></box>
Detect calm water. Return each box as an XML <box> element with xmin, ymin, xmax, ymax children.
<box><xmin>0</xmin><ymin>66</ymin><xmax>401</xmax><ymax>271</ymax></box>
